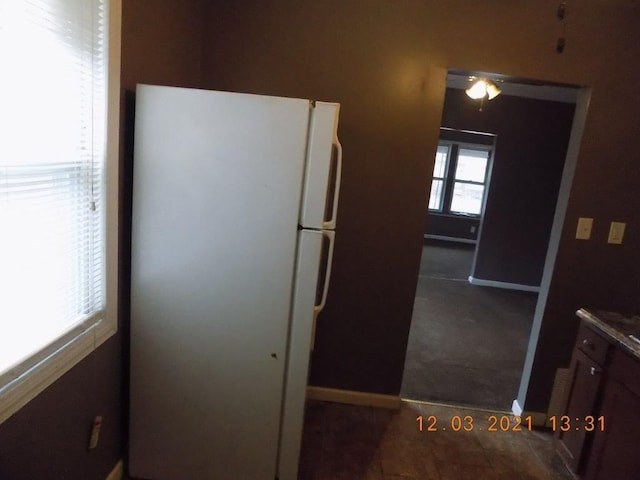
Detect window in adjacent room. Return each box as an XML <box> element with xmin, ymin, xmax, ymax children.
<box><xmin>0</xmin><ymin>0</ymin><xmax>120</xmax><ymax>424</ymax></box>
<box><xmin>428</xmin><ymin>144</ymin><xmax>450</xmax><ymax>211</ymax></box>
<box><xmin>428</xmin><ymin>141</ymin><xmax>491</xmax><ymax>216</ymax></box>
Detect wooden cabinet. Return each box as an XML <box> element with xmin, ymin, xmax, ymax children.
<box><xmin>555</xmin><ymin>349</ymin><xmax>605</xmax><ymax>472</ymax></box>
<box><xmin>583</xmin><ymin>350</ymin><xmax>640</xmax><ymax>480</ymax></box>
<box><xmin>555</xmin><ymin>324</ymin><xmax>609</xmax><ymax>473</ymax></box>
<box><xmin>556</xmin><ymin>317</ymin><xmax>640</xmax><ymax>479</ymax></box>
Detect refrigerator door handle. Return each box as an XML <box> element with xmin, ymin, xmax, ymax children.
<box><xmin>313</xmin><ymin>230</ymin><xmax>335</xmax><ymax>318</ymax></box>
<box><xmin>323</xmin><ymin>138</ymin><xmax>342</xmax><ymax>230</ymax></box>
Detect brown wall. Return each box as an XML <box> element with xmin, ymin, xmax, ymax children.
<box><xmin>0</xmin><ymin>337</ymin><xmax>124</xmax><ymax>480</ymax></box>
<box><xmin>203</xmin><ymin>0</ymin><xmax>446</xmax><ymax>395</ymax></box>
<box><xmin>201</xmin><ymin>1</ymin><xmax>640</xmax><ymax>410</ymax></box>
<box><xmin>440</xmin><ymin>88</ymin><xmax>575</xmax><ymax>287</ymax></box>
<box><xmin>3</xmin><ymin>5</ymin><xmax>639</xmax><ymax>477</ymax></box>
<box><xmin>120</xmin><ymin>0</ymin><xmax>205</xmax><ymax>91</ymax></box>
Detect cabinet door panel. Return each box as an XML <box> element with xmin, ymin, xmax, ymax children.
<box><xmin>608</xmin><ymin>348</ymin><xmax>640</xmax><ymax>398</ymax></box>
<box><xmin>555</xmin><ymin>349</ymin><xmax>604</xmax><ymax>473</ymax></box>
<box><xmin>575</xmin><ymin>324</ymin><xmax>610</xmax><ymax>365</ymax></box>
<box><xmin>584</xmin><ymin>379</ymin><xmax>640</xmax><ymax>480</ymax></box>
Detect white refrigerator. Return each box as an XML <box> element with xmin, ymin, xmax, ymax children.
<box><xmin>129</xmin><ymin>85</ymin><xmax>341</xmax><ymax>480</ymax></box>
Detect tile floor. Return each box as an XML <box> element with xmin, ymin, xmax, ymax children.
<box><xmin>298</xmin><ymin>400</ymin><xmax>573</xmax><ymax>480</ymax></box>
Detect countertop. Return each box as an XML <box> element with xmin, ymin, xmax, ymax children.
<box><xmin>577</xmin><ymin>308</ymin><xmax>640</xmax><ymax>360</ymax></box>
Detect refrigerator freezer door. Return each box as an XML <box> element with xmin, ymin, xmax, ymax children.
<box><xmin>299</xmin><ymin>102</ymin><xmax>342</xmax><ymax>230</ymax></box>
<box><xmin>129</xmin><ymin>85</ymin><xmax>311</xmax><ymax>480</ymax></box>
<box><xmin>278</xmin><ymin>229</ymin><xmax>324</xmax><ymax>480</ymax></box>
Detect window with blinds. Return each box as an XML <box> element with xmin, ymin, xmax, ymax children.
<box><xmin>0</xmin><ymin>0</ymin><xmax>118</xmax><ymax>416</ymax></box>
<box><xmin>428</xmin><ymin>141</ymin><xmax>491</xmax><ymax>217</ymax></box>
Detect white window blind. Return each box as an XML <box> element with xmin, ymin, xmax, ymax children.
<box><xmin>0</xmin><ymin>0</ymin><xmax>107</xmax><ymax>386</ymax></box>
<box><xmin>429</xmin><ymin>144</ymin><xmax>449</xmax><ymax>211</ymax></box>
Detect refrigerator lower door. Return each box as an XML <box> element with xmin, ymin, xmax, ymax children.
<box><xmin>129</xmin><ymin>85</ymin><xmax>311</xmax><ymax>480</ymax></box>
<box><xmin>278</xmin><ymin>229</ymin><xmax>324</xmax><ymax>480</ymax></box>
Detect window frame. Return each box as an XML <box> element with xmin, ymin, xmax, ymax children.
<box><xmin>428</xmin><ymin>140</ymin><xmax>492</xmax><ymax>217</ymax></box>
<box><xmin>428</xmin><ymin>144</ymin><xmax>451</xmax><ymax>212</ymax></box>
<box><xmin>0</xmin><ymin>0</ymin><xmax>121</xmax><ymax>425</ymax></box>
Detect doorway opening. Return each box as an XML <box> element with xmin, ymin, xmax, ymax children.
<box><xmin>401</xmin><ymin>69</ymin><xmax>583</xmax><ymax>411</ymax></box>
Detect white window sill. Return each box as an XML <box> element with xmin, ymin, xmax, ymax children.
<box><xmin>0</xmin><ymin>317</ymin><xmax>117</xmax><ymax>425</ymax></box>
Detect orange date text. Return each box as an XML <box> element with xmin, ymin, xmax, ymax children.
<box><xmin>416</xmin><ymin>414</ymin><xmax>533</xmax><ymax>432</ymax></box>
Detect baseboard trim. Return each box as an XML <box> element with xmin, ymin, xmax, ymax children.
<box><xmin>405</xmin><ymin>397</ymin><xmax>510</xmax><ymax>415</ymax></box>
<box><xmin>527</xmin><ymin>411</ymin><xmax>548</xmax><ymax>427</ymax></box>
<box><xmin>468</xmin><ymin>276</ymin><xmax>540</xmax><ymax>293</ymax></box>
<box><xmin>105</xmin><ymin>459</ymin><xmax>123</xmax><ymax>480</ymax></box>
<box><xmin>424</xmin><ymin>234</ymin><xmax>477</xmax><ymax>245</ymax></box>
<box><xmin>512</xmin><ymin>399</ymin><xmax>523</xmax><ymax>416</ymax></box>
<box><xmin>307</xmin><ymin>386</ymin><xmax>401</xmax><ymax>410</ymax></box>
<box><xmin>512</xmin><ymin>401</ymin><xmax>549</xmax><ymax>426</ymax></box>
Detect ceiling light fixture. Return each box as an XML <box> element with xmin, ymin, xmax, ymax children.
<box><xmin>465</xmin><ymin>78</ymin><xmax>502</xmax><ymax>100</ymax></box>
<box><xmin>465</xmin><ymin>77</ymin><xmax>502</xmax><ymax>110</ymax></box>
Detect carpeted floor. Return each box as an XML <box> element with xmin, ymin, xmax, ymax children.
<box><xmin>401</xmin><ymin>240</ymin><xmax>537</xmax><ymax>411</ymax></box>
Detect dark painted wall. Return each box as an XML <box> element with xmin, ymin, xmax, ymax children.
<box><xmin>120</xmin><ymin>0</ymin><xmax>204</xmax><ymax>92</ymax></box>
<box><xmin>201</xmin><ymin>0</ymin><xmax>640</xmax><ymax>414</ymax></box>
<box><xmin>440</xmin><ymin>88</ymin><xmax>575</xmax><ymax>286</ymax></box>
<box><xmin>0</xmin><ymin>2</ymin><xmax>206</xmax><ymax>479</ymax></box>
<box><xmin>3</xmin><ymin>7</ymin><xmax>638</xmax><ymax>477</ymax></box>
<box><xmin>0</xmin><ymin>337</ymin><xmax>124</xmax><ymax>480</ymax></box>
<box><xmin>202</xmin><ymin>2</ymin><xmax>443</xmax><ymax>394</ymax></box>
<box><xmin>426</xmin><ymin>213</ymin><xmax>480</xmax><ymax>241</ymax></box>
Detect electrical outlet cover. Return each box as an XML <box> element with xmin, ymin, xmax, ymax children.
<box><xmin>576</xmin><ymin>217</ymin><xmax>593</xmax><ymax>240</ymax></box>
<box><xmin>607</xmin><ymin>221</ymin><xmax>625</xmax><ymax>244</ymax></box>
<box><xmin>88</xmin><ymin>416</ymin><xmax>102</xmax><ymax>450</ymax></box>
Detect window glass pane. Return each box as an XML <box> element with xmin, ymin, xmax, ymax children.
<box><xmin>428</xmin><ymin>179</ymin><xmax>444</xmax><ymax>210</ymax></box>
<box><xmin>0</xmin><ymin>0</ymin><xmax>106</xmax><ymax>378</ymax></box>
<box><xmin>432</xmin><ymin>145</ymin><xmax>449</xmax><ymax>178</ymax></box>
<box><xmin>450</xmin><ymin>182</ymin><xmax>485</xmax><ymax>215</ymax></box>
<box><xmin>455</xmin><ymin>148</ymin><xmax>489</xmax><ymax>182</ymax></box>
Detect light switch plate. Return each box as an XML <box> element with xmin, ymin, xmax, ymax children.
<box><xmin>576</xmin><ymin>217</ymin><xmax>593</xmax><ymax>240</ymax></box>
<box><xmin>608</xmin><ymin>221</ymin><xmax>625</xmax><ymax>244</ymax></box>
